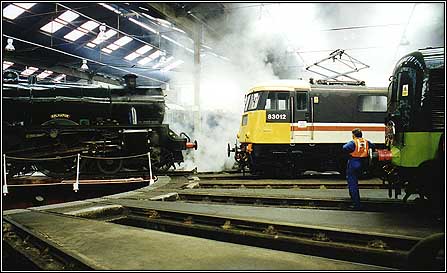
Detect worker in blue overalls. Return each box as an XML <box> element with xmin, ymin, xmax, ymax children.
<box><xmin>342</xmin><ymin>128</ymin><xmax>375</xmax><ymax>209</ymax></box>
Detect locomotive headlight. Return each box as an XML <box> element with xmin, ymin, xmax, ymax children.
<box><xmin>245</xmin><ymin>132</ymin><xmax>250</xmax><ymax>139</ymax></box>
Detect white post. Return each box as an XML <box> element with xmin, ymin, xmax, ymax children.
<box><xmin>147</xmin><ymin>152</ymin><xmax>154</xmax><ymax>185</ymax></box>
<box><xmin>74</xmin><ymin>154</ymin><xmax>80</xmax><ymax>192</ymax></box>
<box><xmin>3</xmin><ymin>154</ymin><xmax>8</xmax><ymax>196</ymax></box>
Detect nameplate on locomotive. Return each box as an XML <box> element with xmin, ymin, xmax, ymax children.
<box><xmin>50</xmin><ymin>113</ymin><xmax>70</xmax><ymax>119</ymax></box>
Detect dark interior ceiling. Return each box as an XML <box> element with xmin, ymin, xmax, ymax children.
<box><xmin>2</xmin><ymin>2</ymin><xmax>230</xmax><ymax>86</ymax></box>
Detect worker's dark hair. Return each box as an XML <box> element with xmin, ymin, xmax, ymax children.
<box><xmin>352</xmin><ymin>128</ymin><xmax>362</xmax><ymax>138</ymax></box>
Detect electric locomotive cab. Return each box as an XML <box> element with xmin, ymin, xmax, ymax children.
<box><xmin>230</xmin><ymin>80</ymin><xmax>388</xmax><ymax>176</ymax></box>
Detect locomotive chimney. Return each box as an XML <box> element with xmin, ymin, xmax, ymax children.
<box><xmin>123</xmin><ymin>74</ymin><xmax>137</xmax><ymax>90</ymax></box>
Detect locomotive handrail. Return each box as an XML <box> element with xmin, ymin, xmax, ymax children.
<box><xmin>81</xmin><ymin>154</ymin><xmax>151</xmax><ymax>160</ymax></box>
<box><xmin>3</xmin><ymin>152</ymin><xmax>159</xmax><ymax>194</ymax></box>
<box><xmin>5</xmin><ymin>153</ymin><xmax>156</xmax><ymax>161</ymax></box>
<box><xmin>5</xmin><ymin>154</ymin><xmax>78</xmax><ymax>161</ymax></box>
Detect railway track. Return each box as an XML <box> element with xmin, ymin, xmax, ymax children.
<box><xmin>104</xmin><ymin>204</ymin><xmax>441</xmax><ymax>269</ymax></box>
<box><xmin>4</xmin><ymin>204</ymin><xmax>442</xmax><ymax>270</ymax></box>
<box><xmin>174</xmin><ymin>192</ymin><xmax>416</xmax><ymax>213</ymax></box>
<box><xmin>185</xmin><ymin>180</ymin><xmax>387</xmax><ymax>190</ymax></box>
<box><xmin>3</xmin><ymin>219</ymin><xmax>92</xmax><ymax>270</ymax></box>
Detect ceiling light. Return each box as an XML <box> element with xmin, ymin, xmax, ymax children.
<box><xmin>3</xmin><ymin>61</ymin><xmax>14</xmax><ymax>70</ymax></box>
<box><xmin>172</xmin><ymin>26</ymin><xmax>186</xmax><ymax>34</ymax></box>
<box><xmin>97</xmin><ymin>23</ymin><xmax>107</xmax><ymax>42</ymax></box>
<box><xmin>80</xmin><ymin>59</ymin><xmax>88</xmax><ymax>71</ymax></box>
<box><xmin>128</xmin><ymin>18</ymin><xmax>159</xmax><ymax>34</ymax></box>
<box><xmin>91</xmin><ymin>29</ymin><xmax>117</xmax><ymax>45</ymax></box>
<box><xmin>5</xmin><ymin>38</ymin><xmax>15</xmax><ymax>51</ymax></box>
<box><xmin>98</xmin><ymin>3</ymin><xmax>122</xmax><ymax>15</ymax></box>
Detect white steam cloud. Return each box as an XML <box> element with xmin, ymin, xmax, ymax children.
<box><xmin>162</xmin><ymin>3</ymin><xmax>444</xmax><ymax>172</ymax></box>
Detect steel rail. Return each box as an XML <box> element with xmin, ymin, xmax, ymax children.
<box><xmin>110</xmin><ymin>206</ymin><xmax>424</xmax><ymax>269</ymax></box>
<box><xmin>2</xmin><ymin>218</ymin><xmax>93</xmax><ymax>270</ymax></box>
<box><xmin>176</xmin><ymin>192</ymin><xmax>415</xmax><ymax>212</ymax></box>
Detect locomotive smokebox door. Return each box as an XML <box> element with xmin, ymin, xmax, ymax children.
<box><xmin>122</xmin><ymin>129</ymin><xmax>151</xmax><ymax>154</ymax></box>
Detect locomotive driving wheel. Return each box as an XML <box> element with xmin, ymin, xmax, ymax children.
<box><xmin>152</xmin><ymin>148</ymin><xmax>174</xmax><ymax>172</ymax></box>
<box><xmin>96</xmin><ymin>158</ymin><xmax>124</xmax><ymax>175</ymax></box>
<box><xmin>37</xmin><ymin>157</ymin><xmax>80</xmax><ymax>179</ymax></box>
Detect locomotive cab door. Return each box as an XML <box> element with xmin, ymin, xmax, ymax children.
<box><xmin>291</xmin><ymin>90</ymin><xmax>313</xmax><ymax>143</ymax></box>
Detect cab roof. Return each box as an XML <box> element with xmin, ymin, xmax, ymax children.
<box><xmin>248</xmin><ymin>80</ymin><xmax>310</xmax><ymax>93</ymax></box>
<box><xmin>247</xmin><ymin>80</ymin><xmax>387</xmax><ymax>94</ymax></box>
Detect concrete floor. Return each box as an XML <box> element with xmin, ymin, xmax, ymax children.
<box><xmin>2</xmin><ymin>175</ymin><xmax>442</xmax><ymax>270</ymax></box>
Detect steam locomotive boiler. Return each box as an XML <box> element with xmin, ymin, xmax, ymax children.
<box><xmin>2</xmin><ymin>72</ymin><xmax>197</xmax><ymax>178</ymax></box>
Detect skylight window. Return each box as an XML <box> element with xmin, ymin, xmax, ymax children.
<box><xmin>106</xmin><ymin>43</ymin><xmax>120</xmax><ymax>51</ymax></box>
<box><xmin>101</xmin><ymin>48</ymin><xmax>113</xmax><ymax>54</ymax></box>
<box><xmin>37</xmin><ymin>70</ymin><xmax>53</xmax><ymax>79</ymax></box>
<box><xmin>64</xmin><ymin>21</ymin><xmax>99</xmax><ymax>41</ymax></box>
<box><xmin>53</xmin><ymin>74</ymin><xmax>66</xmax><ymax>82</ymax></box>
<box><xmin>40</xmin><ymin>10</ymin><xmax>80</xmax><ymax>33</ymax></box>
<box><xmin>136</xmin><ymin>45</ymin><xmax>152</xmax><ymax>54</ymax></box>
<box><xmin>125</xmin><ymin>52</ymin><xmax>140</xmax><ymax>61</ymax></box>
<box><xmin>3</xmin><ymin>5</ymin><xmax>25</xmax><ymax>20</ymax></box>
<box><xmin>161</xmin><ymin>60</ymin><xmax>184</xmax><ymax>72</ymax></box>
<box><xmin>14</xmin><ymin>3</ymin><xmax>37</xmax><ymax>9</ymax></box>
<box><xmin>137</xmin><ymin>57</ymin><xmax>153</xmax><ymax>65</ymax></box>
<box><xmin>21</xmin><ymin>67</ymin><xmax>39</xmax><ymax>76</ymax></box>
<box><xmin>102</xmin><ymin>36</ymin><xmax>133</xmax><ymax>53</ymax></box>
<box><xmin>135</xmin><ymin>49</ymin><xmax>163</xmax><ymax>65</ymax></box>
<box><xmin>58</xmin><ymin>10</ymin><xmax>79</xmax><ymax>22</ymax></box>
<box><xmin>114</xmin><ymin>36</ymin><xmax>133</xmax><ymax>46</ymax></box>
<box><xmin>124</xmin><ymin>45</ymin><xmax>153</xmax><ymax>61</ymax></box>
<box><xmin>3</xmin><ymin>61</ymin><xmax>14</xmax><ymax>70</ymax></box>
<box><xmin>148</xmin><ymin>50</ymin><xmax>162</xmax><ymax>60</ymax></box>
<box><xmin>40</xmin><ymin>20</ymin><xmax>65</xmax><ymax>33</ymax></box>
<box><xmin>3</xmin><ymin>3</ymin><xmax>36</xmax><ymax>20</ymax></box>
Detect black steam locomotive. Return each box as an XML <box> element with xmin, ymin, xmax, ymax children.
<box><xmin>2</xmin><ymin>72</ymin><xmax>197</xmax><ymax>178</ymax></box>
